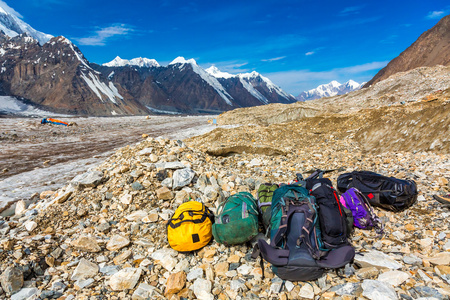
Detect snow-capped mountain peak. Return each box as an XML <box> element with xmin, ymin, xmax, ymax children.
<box><xmin>206</xmin><ymin>66</ymin><xmax>294</xmax><ymax>102</ymax></box>
<box><xmin>169</xmin><ymin>56</ymin><xmax>197</xmax><ymax>66</ymax></box>
<box><xmin>239</xmin><ymin>71</ymin><xmax>260</xmax><ymax>79</ymax></box>
<box><xmin>103</xmin><ymin>56</ymin><xmax>160</xmax><ymax>68</ymax></box>
<box><xmin>205</xmin><ymin>66</ymin><xmax>234</xmax><ymax>79</ymax></box>
<box><xmin>297</xmin><ymin>80</ymin><xmax>365</xmax><ymax>101</ymax></box>
<box><xmin>0</xmin><ymin>2</ymin><xmax>52</xmax><ymax>45</ymax></box>
<box><xmin>343</xmin><ymin>79</ymin><xmax>363</xmax><ymax>90</ymax></box>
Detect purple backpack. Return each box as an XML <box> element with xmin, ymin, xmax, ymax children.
<box><xmin>340</xmin><ymin>188</ymin><xmax>383</xmax><ymax>234</ymax></box>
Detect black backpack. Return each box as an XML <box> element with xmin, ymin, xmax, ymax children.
<box><xmin>252</xmin><ymin>184</ymin><xmax>355</xmax><ymax>282</ymax></box>
<box><xmin>337</xmin><ymin>171</ymin><xmax>418</xmax><ymax>212</ymax></box>
<box><xmin>305</xmin><ymin>176</ymin><xmax>353</xmax><ymax>249</ymax></box>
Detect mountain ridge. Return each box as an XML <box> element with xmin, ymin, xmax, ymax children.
<box><xmin>296</xmin><ymin>80</ymin><xmax>365</xmax><ymax>101</ymax></box>
<box><xmin>0</xmin><ymin>31</ymin><xmax>295</xmax><ymax>116</ymax></box>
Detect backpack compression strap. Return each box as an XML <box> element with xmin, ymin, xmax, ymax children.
<box><xmin>270</xmin><ymin>201</ymin><xmax>323</xmax><ymax>260</ymax></box>
<box><xmin>353</xmin><ymin>189</ymin><xmax>384</xmax><ymax>235</ymax></box>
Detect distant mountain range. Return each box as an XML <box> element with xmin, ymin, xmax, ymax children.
<box><xmin>296</xmin><ymin>80</ymin><xmax>365</xmax><ymax>101</ymax></box>
<box><xmin>0</xmin><ymin>3</ymin><xmax>296</xmax><ymax>116</ymax></box>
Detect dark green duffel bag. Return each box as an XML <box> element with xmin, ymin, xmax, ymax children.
<box><xmin>212</xmin><ymin>192</ymin><xmax>259</xmax><ymax>245</ymax></box>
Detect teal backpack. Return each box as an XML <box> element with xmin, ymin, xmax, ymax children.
<box><xmin>212</xmin><ymin>192</ymin><xmax>259</xmax><ymax>245</ymax></box>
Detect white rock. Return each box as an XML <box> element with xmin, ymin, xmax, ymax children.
<box><xmin>196</xmin><ymin>290</ymin><xmax>214</xmax><ymax>300</ymax></box>
<box><xmin>270</xmin><ymin>282</ymin><xmax>282</xmax><ymax>294</ymax></box>
<box><xmin>24</xmin><ymin>220</ymin><xmax>37</xmax><ymax>232</ymax></box>
<box><xmin>74</xmin><ymin>278</ymin><xmax>94</xmax><ymax>289</ymax></box>
<box><xmin>298</xmin><ymin>283</ymin><xmax>314</xmax><ymax>299</ymax></box>
<box><xmin>125</xmin><ymin>210</ymin><xmax>148</xmax><ymax>221</ymax></box>
<box><xmin>187</xmin><ymin>267</ymin><xmax>204</xmax><ymax>281</ymax></box>
<box><xmin>120</xmin><ymin>193</ymin><xmax>133</xmax><ymax>205</ymax></box>
<box><xmin>285</xmin><ymin>281</ymin><xmax>295</xmax><ymax>292</ymax></box>
<box><xmin>138</xmin><ymin>148</ymin><xmax>153</xmax><ymax>156</ymax></box>
<box><xmin>106</xmin><ymin>235</ymin><xmax>130</xmax><ymax>251</ymax></box>
<box><xmin>161</xmin><ymin>178</ymin><xmax>173</xmax><ymax>188</ymax></box>
<box><xmin>191</xmin><ymin>278</ymin><xmax>212</xmax><ymax>299</ymax></box>
<box><xmin>392</xmin><ymin>230</ymin><xmax>405</xmax><ymax>240</ymax></box>
<box><xmin>173</xmin><ymin>168</ymin><xmax>196</xmax><ymax>189</ymax></box>
<box><xmin>236</xmin><ymin>264</ymin><xmax>252</xmax><ymax>276</ymax></box>
<box><xmin>249</xmin><ymin>158</ymin><xmax>262</xmax><ymax>166</ymax></box>
<box><xmin>139</xmin><ymin>259</ymin><xmax>152</xmax><ymax>268</ymax></box>
<box><xmin>230</xmin><ymin>279</ymin><xmax>246</xmax><ymax>291</ymax></box>
<box><xmin>362</xmin><ymin>279</ymin><xmax>397</xmax><ymax>300</ymax></box>
<box><xmin>378</xmin><ymin>270</ymin><xmax>410</xmax><ymax>286</ymax></box>
<box><xmin>71</xmin><ymin>170</ymin><xmax>104</xmax><ymax>188</ymax></box>
<box><xmin>71</xmin><ymin>258</ymin><xmax>98</xmax><ymax>281</ymax></box>
<box><xmin>417</xmin><ymin>269</ymin><xmax>432</xmax><ymax>282</ymax></box>
<box><xmin>163</xmin><ymin>161</ymin><xmax>186</xmax><ymax>169</ymax></box>
<box><xmin>354</xmin><ymin>250</ymin><xmax>403</xmax><ymax>270</ymax></box>
<box><xmin>149</xmin><ymin>154</ymin><xmax>158</xmax><ymax>162</ymax></box>
<box><xmin>174</xmin><ymin>259</ymin><xmax>190</xmax><ymax>273</ymax></box>
<box><xmin>151</xmin><ymin>248</ymin><xmax>177</xmax><ymax>261</ymax></box>
<box><xmin>132</xmin><ymin>283</ymin><xmax>157</xmax><ymax>300</ymax></box>
<box><xmin>11</xmin><ymin>287</ymin><xmax>39</xmax><ymax>300</ymax></box>
<box><xmin>14</xmin><ymin>200</ymin><xmax>27</xmax><ymax>216</ymax></box>
<box><xmin>444</xmin><ymin>240</ymin><xmax>450</xmax><ymax>251</ymax></box>
<box><xmin>109</xmin><ymin>268</ymin><xmax>142</xmax><ymax>291</ymax></box>
<box><xmin>425</xmin><ymin>252</ymin><xmax>450</xmax><ymax>265</ymax></box>
<box><xmin>151</xmin><ymin>249</ymin><xmax>178</xmax><ymax>272</ymax></box>
<box><xmin>419</xmin><ymin>238</ymin><xmax>433</xmax><ymax>248</ymax></box>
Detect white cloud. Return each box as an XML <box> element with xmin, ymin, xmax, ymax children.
<box><xmin>339</xmin><ymin>5</ymin><xmax>365</xmax><ymax>16</ymax></box>
<box><xmin>261</xmin><ymin>56</ymin><xmax>286</xmax><ymax>62</ymax></box>
<box><xmin>305</xmin><ymin>51</ymin><xmax>314</xmax><ymax>56</ymax></box>
<box><xmin>0</xmin><ymin>0</ymin><xmax>23</xmax><ymax>18</ymax></box>
<box><xmin>425</xmin><ymin>10</ymin><xmax>447</xmax><ymax>19</ymax></box>
<box><xmin>74</xmin><ymin>24</ymin><xmax>134</xmax><ymax>46</ymax></box>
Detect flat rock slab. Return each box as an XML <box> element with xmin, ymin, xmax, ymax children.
<box><xmin>71</xmin><ymin>258</ymin><xmax>98</xmax><ymax>281</ymax></box>
<box><xmin>106</xmin><ymin>235</ymin><xmax>130</xmax><ymax>251</ymax></box>
<box><xmin>71</xmin><ymin>236</ymin><xmax>101</xmax><ymax>253</ymax></box>
<box><xmin>355</xmin><ymin>250</ymin><xmax>402</xmax><ymax>270</ymax></box>
<box><xmin>109</xmin><ymin>268</ymin><xmax>141</xmax><ymax>291</ymax></box>
<box><xmin>71</xmin><ymin>170</ymin><xmax>104</xmax><ymax>188</ymax></box>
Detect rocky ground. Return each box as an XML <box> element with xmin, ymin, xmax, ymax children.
<box><xmin>0</xmin><ymin>115</ymin><xmax>214</xmax><ymax>215</ymax></box>
<box><xmin>0</xmin><ymin>66</ymin><xmax>449</xmax><ymax>299</ymax></box>
<box><xmin>0</xmin><ymin>129</ymin><xmax>449</xmax><ymax>299</ymax></box>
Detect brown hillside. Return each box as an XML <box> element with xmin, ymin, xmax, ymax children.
<box><xmin>364</xmin><ymin>14</ymin><xmax>450</xmax><ymax>87</ymax></box>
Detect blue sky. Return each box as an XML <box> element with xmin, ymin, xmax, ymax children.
<box><xmin>3</xmin><ymin>0</ymin><xmax>449</xmax><ymax>95</ymax></box>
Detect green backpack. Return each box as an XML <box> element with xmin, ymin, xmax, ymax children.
<box><xmin>257</xmin><ymin>183</ymin><xmax>279</xmax><ymax>234</ymax></box>
<box><xmin>212</xmin><ymin>192</ymin><xmax>259</xmax><ymax>245</ymax></box>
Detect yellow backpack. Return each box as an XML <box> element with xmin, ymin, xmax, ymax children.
<box><xmin>167</xmin><ymin>201</ymin><xmax>214</xmax><ymax>252</ymax></box>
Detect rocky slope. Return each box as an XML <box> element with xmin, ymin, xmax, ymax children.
<box><xmin>365</xmin><ymin>14</ymin><xmax>450</xmax><ymax>87</ymax></box>
<box><xmin>0</xmin><ymin>129</ymin><xmax>449</xmax><ymax>299</ymax></box>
